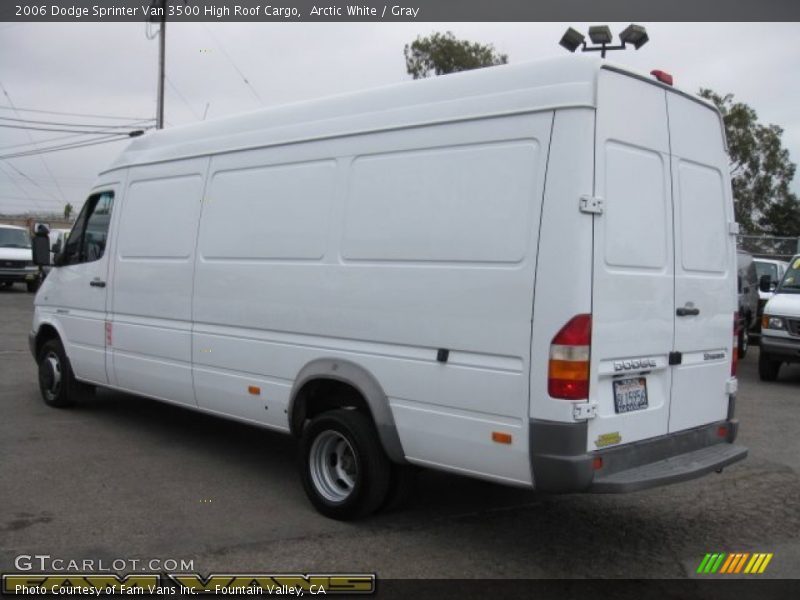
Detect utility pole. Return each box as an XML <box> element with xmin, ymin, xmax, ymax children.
<box><xmin>157</xmin><ymin>13</ymin><xmax>165</xmax><ymax>129</ymax></box>
<box><xmin>150</xmin><ymin>0</ymin><xmax>167</xmax><ymax>129</ymax></box>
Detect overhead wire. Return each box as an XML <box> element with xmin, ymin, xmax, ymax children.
<box><xmin>0</xmin><ymin>134</ymin><xmax>136</xmax><ymax>161</ymax></box>
<box><xmin>0</xmin><ymin>104</ymin><xmax>154</xmax><ymax>121</ymax></box>
<box><xmin>0</xmin><ymin>82</ymin><xmax>68</xmax><ymax>204</ymax></box>
<box><xmin>0</xmin><ymin>115</ymin><xmax>154</xmax><ymax>129</ymax></box>
<box><xmin>202</xmin><ymin>25</ymin><xmax>264</xmax><ymax>106</ymax></box>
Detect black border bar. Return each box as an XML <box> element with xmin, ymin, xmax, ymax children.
<box><xmin>3</xmin><ymin>0</ymin><xmax>800</xmax><ymax>23</ymax></box>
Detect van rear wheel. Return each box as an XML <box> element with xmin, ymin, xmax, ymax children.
<box><xmin>299</xmin><ymin>409</ymin><xmax>390</xmax><ymax>520</ymax></box>
<box><xmin>758</xmin><ymin>350</ymin><xmax>781</xmax><ymax>382</ymax></box>
<box><xmin>37</xmin><ymin>338</ymin><xmax>94</xmax><ymax>407</ymax></box>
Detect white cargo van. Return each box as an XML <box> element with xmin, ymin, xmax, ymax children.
<box><xmin>30</xmin><ymin>56</ymin><xmax>746</xmax><ymax>519</ymax></box>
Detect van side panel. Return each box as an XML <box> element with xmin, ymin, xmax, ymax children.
<box><xmin>529</xmin><ymin>108</ymin><xmax>596</xmax><ymax>426</ymax></box>
<box><xmin>192</xmin><ymin>113</ymin><xmax>553</xmax><ymax>484</ymax></box>
<box><xmin>110</xmin><ymin>158</ymin><xmax>206</xmax><ymax>407</ymax></box>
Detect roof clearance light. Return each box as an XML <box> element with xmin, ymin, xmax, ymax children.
<box><xmin>651</xmin><ymin>70</ymin><xmax>674</xmax><ymax>86</ymax></box>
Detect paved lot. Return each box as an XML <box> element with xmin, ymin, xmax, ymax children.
<box><xmin>1</xmin><ymin>286</ymin><xmax>799</xmax><ymax>580</ymax></box>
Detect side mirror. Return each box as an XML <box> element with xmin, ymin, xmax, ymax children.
<box><xmin>32</xmin><ymin>234</ymin><xmax>51</xmax><ymax>266</ymax></box>
<box><xmin>759</xmin><ymin>274</ymin><xmax>774</xmax><ymax>293</ymax></box>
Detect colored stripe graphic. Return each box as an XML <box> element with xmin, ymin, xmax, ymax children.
<box><xmin>699</xmin><ymin>552</ymin><xmax>773</xmax><ymax>575</ymax></box>
<box><xmin>697</xmin><ymin>554</ymin><xmax>713</xmax><ymax>574</ymax></box>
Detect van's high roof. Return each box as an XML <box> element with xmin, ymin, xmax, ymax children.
<box><xmin>104</xmin><ymin>56</ymin><xmax>716</xmax><ymax>174</ymax></box>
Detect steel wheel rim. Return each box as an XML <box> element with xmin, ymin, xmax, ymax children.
<box><xmin>40</xmin><ymin>351</ymin><xmax>62</xmax><ymax>401</ymax></box>
<box><xmin>309</xmin><ymin>430</ymin><xmax>358</xmax><ymax>503</ymax></box>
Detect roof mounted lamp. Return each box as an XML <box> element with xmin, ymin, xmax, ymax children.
<box><xmin>559</xmin><ymin>24</ymin><xmax>649</xmax><ymax>58</ymax></box>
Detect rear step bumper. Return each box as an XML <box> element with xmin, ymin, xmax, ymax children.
<box><xmin>530</xmin><ymin>419</ymin><xmax>747</xmax><ymax>493</ymax></box>
<box><xmin>591</xmin><ymin>442</ymin><xmax>747</xmax><ymax>493</ymax></box>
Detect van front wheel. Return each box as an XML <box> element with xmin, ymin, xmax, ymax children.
<box><xmin>300</xmin><ymin>409</ymin><xmax>390</xmax><ymax>520</ymax></box>
<box><xmin>37</xmin><ymin>338</ymin><xmax>93</xmax><ymax>407</ymax></box>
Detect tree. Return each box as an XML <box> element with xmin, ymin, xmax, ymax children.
<box><xmin>404</xmin><ymin>31</ymin><xmax>508</xmax><ymax>80</ymax></box>
<box><xmin>64</xmin><ymin>203</ymin><xmax>73</xmax><ymax>220</ymax></box>
<box><xmin>699</xmin><ymin>89</ymin><xmax>798</xmax><ymax>234</ymax></box>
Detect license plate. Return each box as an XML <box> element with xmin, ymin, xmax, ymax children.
<box><xmin>613</xmin><ymin>377</ymin><xmax>648</xmax><ymax>414</ymax></box>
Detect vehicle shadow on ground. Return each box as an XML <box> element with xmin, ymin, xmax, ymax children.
<box><xmin>71</xmin><ymin>386</ymin><xmax>800</xmax><ymax>579</ymax></box>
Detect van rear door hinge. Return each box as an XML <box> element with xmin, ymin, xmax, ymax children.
<box><xmin>579</xmin><ymin>195</ymin><xmax>604</xmax><ymax>214</ymax></box>
<box><xmin>572</xmin><ymin>402</ymin><xmax>598</xmax><ymax>421</ymax></box>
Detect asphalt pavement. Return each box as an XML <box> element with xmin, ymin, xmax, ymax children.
<box><xmin>2</xmin><ymin>286</ymin><xmax>799</xmax><ymax>580</ymax></box>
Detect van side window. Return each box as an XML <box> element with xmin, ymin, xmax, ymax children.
<box><xmin>63</xmin><ymin>191</ymin><xmax>114</xmax><ymax>265</ymax></box>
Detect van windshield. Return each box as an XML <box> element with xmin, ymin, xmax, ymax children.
<box><xmin>777</xmin><ymin>258</ymin><xmax>800</xmax><ymax>294</ymax></box>
<box><xmin>0</xmin><ymin>228</ymin><xmax>31</xmax><ymax>249</ymax></box>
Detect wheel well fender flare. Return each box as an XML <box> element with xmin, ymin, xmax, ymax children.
<box><xmin>288</xmin><ymin>358</ymin><xmax>406</xmax><ymax>463</ymax></box>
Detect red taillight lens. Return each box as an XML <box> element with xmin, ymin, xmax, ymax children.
<box><xmin>731</xmin><ymin>312</ymin><xmax>739</xmax><ymax>377</ymax></box>
<box><xmin>548</xmin><ymin>314</ymin><xmax>592</xmax><ymax>400</ymax></box>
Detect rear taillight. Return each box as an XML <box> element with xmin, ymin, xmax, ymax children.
<box><xmin>548</xmin><ymin>314</ymin><xmax>592</xmax><ymax>400</ymax></box>
<box><xmin>731</xmin><ymin>312</ymin><xmax>739</xmax><ymax>377</ymax></box>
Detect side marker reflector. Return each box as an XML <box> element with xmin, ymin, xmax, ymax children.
<box><xmin>492</xmin><ymin>432</ymin><xmax>512</xmax><ymax>444</ymax></box>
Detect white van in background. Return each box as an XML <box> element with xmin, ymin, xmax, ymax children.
<box><xmin>30</xmin><ymin>56</ymin><xmax>746</xmax><ymax>520</ymax></box>
<box><xmin>759</xmin><ymin>255</ymin><xmax>800</xmax><ymax>381</ymax></box>
<box><xmin>0</xmin><ymin>224</ymin><xmax>39</xmax><ymax>292</ymax></box>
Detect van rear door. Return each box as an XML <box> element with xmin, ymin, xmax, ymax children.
<box><xmin>587</xmin><ymin>70</ymin><xmax>735</xmax><ymax>452</ymax></box>
<box><xmin>587</xmin><ymin>69</ymin><xmax>675</xmax><ymax>449</ymax></box>
<box><xmin>665</xmin><ymin>92</ymin><xmax>734</xmax><ymax>432</ymax></box>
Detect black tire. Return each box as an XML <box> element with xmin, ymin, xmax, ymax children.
<box><xmin>26</xmin><ymin>279</ymin><xmax>40</xmax><ymax>293</ymax></box>
<box><xmin>738</xmin><ymin>327</ymin><xmax>749</xmax><ymax>360</ymax></box>
<box><xmin>380</xmin><ymin>463</ymin><xmax>418</xmax><ymax>513</ymax></box>
<box><xmin>37</xmin><ymin>338</ymin><xmax>94</xmax><ymax>407</ymax></box>
<box><xmin>299</xmin><ymin>409</ymin><xmax>390</xmax><ymax>520</ymax></box>
<box><xmin>758</xmin><ymin>350</ymin><xmax>781</xmax><ymax>382</ymax></box>
<box><xmin>0</xmin><ymin>281</ymin><xmax>11</xmax><ymax>289</ymax></box>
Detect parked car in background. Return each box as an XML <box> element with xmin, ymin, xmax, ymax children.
<box><xmin>759</xmin><ymin>255</ymin><xmax>800</xmax><ymax>381</ymax></box>
<box><xmin>736</xmin><ymin>250</ymin><xmax>759</xmax><ymax>358</ymax></box>
<box><xmin>0</xmin><ymin>224</ymin><xmax>39</xmax><ymax>292</ymax></box>
<box><xmin>752</xmin><ymin>258</ymin><xmax>790</xmax><ymax>340</ymax></box>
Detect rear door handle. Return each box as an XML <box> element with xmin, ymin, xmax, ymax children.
<box><xmin>90</xmin><ymin>280</ymin><xmax>106</xmax><ymax>288</ymax></box>
<box><xmin>676</xmin><ymin>307</ymin><xmax>700</xmax><ymax>317</ymax></box>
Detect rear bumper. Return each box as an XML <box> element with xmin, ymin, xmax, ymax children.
<box><xmin>531</xmin><ymin>417</ymin><xmax>746</xmax><ymax>493</ymax></box>
<box><xmin>761</xmin><ymin>334</ymin><xmax>800</xmax><ymax>362</ymax></box>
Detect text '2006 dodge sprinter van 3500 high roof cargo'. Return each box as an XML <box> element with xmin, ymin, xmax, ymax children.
<box><xmin>29</xmin><ymin>56</ymin><xmax>747</xmax><ymax>520</ymax></box>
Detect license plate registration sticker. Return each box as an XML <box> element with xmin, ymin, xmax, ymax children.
<box><xmin>613</xmin><ymin>377</ymin><xmax>648</xmax><ymax>414</ymax></box>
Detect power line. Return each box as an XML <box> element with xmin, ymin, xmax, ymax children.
<box><xmin>202</xmin><ymin>25</ymin><xmax>264</xmax><ymax>106</ymax></box>
<box><xmin>0</xmin><ymin>82</ymin><xmax>67</xmax><ymax>204</ymax></box>
<box><xmin>0</xmin><ymin>134</ymin><xmax>133</xmax><ymax>161</ymax></box>
<box><xmin>0</xmin><ymin>123</ymin><xmax>147</xmax><ymax>135</ymax></box>
<box><xmin>0</xmin><ymin>115</ymin><xmax>153</xmax><ymax>129</ymax></box>
<box><xmin>0</xmin><ymin>131</ymin><xmax>97</xmax><ymax>151</ymax></box>
<box><xmin>0</xmin><ymin>104</ymin><xmax>153</xmax><ymax>121</ymax></box>
<box><xmin>166</xmin><ymin>76</ymin><xmax>202</xmax><ymax>120</ymax></box>
<box><xmin>0</xmin><ymin>161</ymin><xmax>56</xmax><ymax>209</ymax></box>
<box><xmin>0</xmin><ymin>161</ymin><xmax>45</xmax><ymax>210</ymax></box>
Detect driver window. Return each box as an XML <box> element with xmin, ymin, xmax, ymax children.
<box><xmin>64</xmin><ymin>191</ymin><xmax>114</xmax><ymax>265</ymax></box>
